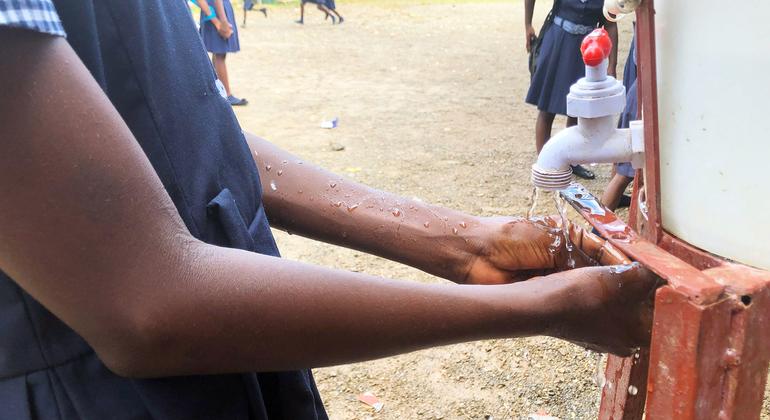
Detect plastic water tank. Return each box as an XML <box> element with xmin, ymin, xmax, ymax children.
<box><xmin>655</xmin><ymin>0</ymin><xmax>770</xmax><ymax>270</ymax></box>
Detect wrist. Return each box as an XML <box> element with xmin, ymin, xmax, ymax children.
<box><xmin>450</xmin><ymin>216</ymin><xmax>497</xmax><ymax>284</ymax></box>
<box><xmin>493</xmin><ymin>279</ymin><xmax>556</xmax><ymax>337</ymax></box>
<box><xmin>408</xmin><ymin>210</ymin><xmax>489</xmax><ymax>284</ymax></box>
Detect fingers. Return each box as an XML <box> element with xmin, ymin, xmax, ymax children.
<box><xmin>566</xmin><ymin>221</ymin><xmax>632</xmax><ymax>266</ymax></box>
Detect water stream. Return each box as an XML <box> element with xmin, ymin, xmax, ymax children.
<box><xmin>527</xmin><ymin>183</ymin><xmax>642</xmax><ymax>396</ymax></box>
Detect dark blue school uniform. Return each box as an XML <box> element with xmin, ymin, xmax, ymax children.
<box><xmin>616</xmin><ymin>32</ymin><xmax>637</xmax><ymax>178</ymax></box>
<box><xmin>526</xmin><ymin>0</ymin><xmax>606</xmax><ymax>115</ymax></box>
<box><xmin>200</xmin><ymin>0</ymin><xmax>241</xmax><ymax>53</ymax></box>
<box><xmin>0</xmin><ymin>0</ymin><xmax>326</xmax><ymax>418</ymax></box>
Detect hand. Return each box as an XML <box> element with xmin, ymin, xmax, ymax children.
<box><xmin>525</xmin><ymin>25</ymin><xmax>536</xmax><ymax>53</ymax></box>
<box><xmin>537</xmin><ymin>263</ymin><xmax>660</xmax><ymax>355</ymax></box>
<box><xmin>211</xmin><ymin>17</ymin><xmax>222</xmax><ymax>31</ymax></box>
<box><xmin>218</xmin><ymin>21</ymin><xmax>233</xmax><ymax>40</ymax></box>
<box><xmin>463</xmin><ymin>216</ymin><xmax>629</xmax><ymax>285</ymax></box>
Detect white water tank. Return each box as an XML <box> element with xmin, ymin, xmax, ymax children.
<box><xmin>655</xmin><ymin>0</ymin><xmax>770</xmax><ymax>270</ymax></box>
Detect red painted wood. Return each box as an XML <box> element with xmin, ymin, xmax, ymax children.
<box><xmin>645</xmin><ymin>286</ymin><xmax>735</xmax><ymax>419</ymax></box>
<box><xmin>634</xmin><ymin>0</ymin><xmax>662</xmax><ymax>244</ymax></box>
<box><xmin>598</xmin><ymin>351</ymin><xmax>649</xmax><ymax>420</ymax></box>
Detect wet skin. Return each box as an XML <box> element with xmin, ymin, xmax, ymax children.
<box><xmin>0</xmin><ymin>29</ymin><xmax>658</xmax><ymax>378</ymax></box>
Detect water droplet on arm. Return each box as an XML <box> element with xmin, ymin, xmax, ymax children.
<box><xmin>277</xmin><ymin>170</ymin><xmax>283</xmax><ymax>176</ymax></box>
<box><xmin>459</xmin><ymin>221</ymin><xmax>467</xmax><ymax>229</ymax></box>
<box><xmin>270</xmin><ymin>180</ymin><xmax>277</xmax><ymax>191</ymax></box>
<box><xmin>391</xmin><ymin>208</ymin><xmax>402</xmax><ymax>217</ymax></box>
<box><xmin>347</xmin><ymin>204</ymin><xmax>359</xmax><ymax>212</ymax></box>
<box><xmin>265</xmin><ymin>164</ymin><xmax>272</xmax><ymax>172</ymax></box>
<box><xmin>423</xmin><ymin>221</ymin><xmax>431</xmax><ymax>228</ymax></box>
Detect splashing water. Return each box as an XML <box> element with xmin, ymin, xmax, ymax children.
<box><xmin>590</xmin><ymin>351</ymin><xmax>607</xmax><ymax>389</ymax></box>
<box><xmin>586</xmin><ymin>350</ymin><xmax>607</xmax><ymax>389</ymax></box>
<box><xmin>527</xmin><ymin>187</ymin><xmax>540</xmax><ymax>219</ymax></box>
<box><xmin>553</xmin><ymin>193</ymin><xmax>575</xmax><ymax>268</ymax></box>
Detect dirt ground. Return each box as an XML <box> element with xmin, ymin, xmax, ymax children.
<box><xmin>224</xmin><ymin>1</ymin><xmax>770</xmax><ymax>418</ymax></box>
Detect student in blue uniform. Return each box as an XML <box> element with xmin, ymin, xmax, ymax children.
<box><xmin>525</xmin><ymin>0</ymin><xmax>618</xmax><ymax>179</ymax></box>
<box><xmin>198</xmin><ymin>0</ymin><xmax>249</xmax><ymax>106</ymax></box>
<box><xmin>296</xmin><ymin>0</ymin><xmax>343</xmax><ymax>25</ymax></box>
<box><xmin>601</xmin><ymin>32</ymin><xmax>637</xmax><ymax>210</ymax></box>
<box><xmin>243</xmin><ymin>0</ymin><xmax>269</xmax><ymax>28</ymax></box>
<box><xmin>0</xmin><ymin>1</ymin><xmax>657</xmax><ymax>418</ymax></box>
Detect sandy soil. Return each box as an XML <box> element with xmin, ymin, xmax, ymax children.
<box><xmin>224</xmin><ymin>1</ymin><xmax>770</xmax><ymax>418</ymax></box>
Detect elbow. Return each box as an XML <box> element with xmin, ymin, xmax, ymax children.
<box><xmin>92</xmin><ymin>308</ymin><xmax>175</xmax><ymax>378</ymax></box>
<box><xmin>93</xmin><ymin>237</ymin><xmax>211</xmax><ymax>378</ymax></box>
<box><xmin>97</xmin><ymin>346</ymin><xmax>155</xmax><ymax>379</ymax></box>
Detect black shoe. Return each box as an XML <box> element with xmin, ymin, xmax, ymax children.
<box><xmin>571</xmin><ymin>164</ymin><xmax>595</xmax><ymax>180</ymax></box>
<box><xmin>618</xmin><ymin>194</ymin><xmax>632</xmax><ymax>209</ymax></box>
<box><xmin>227</xmin><ymin>95</ymin><xmax>248</xmax><ymax>106</ymax></box>
<box><xmin>295</xmin><ymin>19</ymin><xmax>304</xmax><ymax>24</ymax></box>
<box><xmin>259</xmin><ymin>7</ymin><xmax>268</xmax><ymax>17</ymax></box>
<box><xmin>337</xmin><ymin>16</ymin><xmax>344</xmax><ymax>24</ymax></box>
<box><xmin>330</xmin><ymin>15</ymin><xmax>336</xmax><ymax>24</ymax></box>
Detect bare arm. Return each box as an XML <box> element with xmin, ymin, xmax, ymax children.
<box><xmin>247</xmin><ymin>134</ymin><xmax>494</xmax><ymax>283</ymax></box>
<box><xmin>197</xmin><ymin>0</ymin><xmax>223</xmax><ymax>30</ymax></box>
<box><xmin>0</xmin><ymin>29</ymin><xmax>655</xmax><ymax>378</ymax></box>
<box><xmin>525</xmin><ymin>0</ymin><xmax>537</xmax><ymax>52</ymax></box>
<box><xmin>213</xmin><ymin>0</ymin><xmax>229</xmax><ymax>27</ymax></box>
<box><xmin>525</xmin><ymin>0</ymin><xmax>536</xmax><ymax>27</ymax></box>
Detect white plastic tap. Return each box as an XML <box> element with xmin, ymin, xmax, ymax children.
<box><xmin>531</xmin><ymin>28</ymin><xmax>645</xmax><ymax>191</ymax></box>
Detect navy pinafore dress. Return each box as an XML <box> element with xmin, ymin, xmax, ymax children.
<box><xmin>526</xmin><ymin>0</ymin><xmax>606</xmax><ymax>115</ymax></box>
<box><xmin>200</xmin><ymin>0</ymin><xmax>241</xmax><ymax>54</ymax></box>
<box><xmin>0</xmin><ymin>1</ymin><xmax>327</xmax><ymax>418</ymax></box>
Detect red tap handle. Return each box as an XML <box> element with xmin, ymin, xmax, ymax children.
<box><xmin>580</xmin><ymin>28</ymin><xmax>612</xmax><ymax>67</ymax></box>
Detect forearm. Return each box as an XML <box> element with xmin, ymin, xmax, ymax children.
<box><xmin>197</xmin><ymin>0</ymin><xmax>222</xmax><ymax>27</ymax></box>
<box><xmin>213</xmin><ymin>0</ymin><xmax>229</xmax><ymax>25</ymax></box>
<box><xmin>121</xmin><ymin>242</ymin><xmax>557</xmax><ymax>377</ymax></box>
<box><xmin>246</xmin><ymin>133</ymin><xmax>486</xmax><ymax>283</ymax></box>
<box><xmin>525</xmin><ymin>0</ymin><xmax>536</xmax><ymax>27</ymax></box>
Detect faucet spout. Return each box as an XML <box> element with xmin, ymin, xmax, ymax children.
<box><xmin>531</xmin><ymin>120</ymin><xmax>636</xmax><ymax>190</ymax></box>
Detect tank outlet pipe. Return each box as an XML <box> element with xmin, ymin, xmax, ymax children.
<box><xmin>531</xmin><ymin>28</ymin><xmax>645</xmax><ymax>191</ymax></box>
